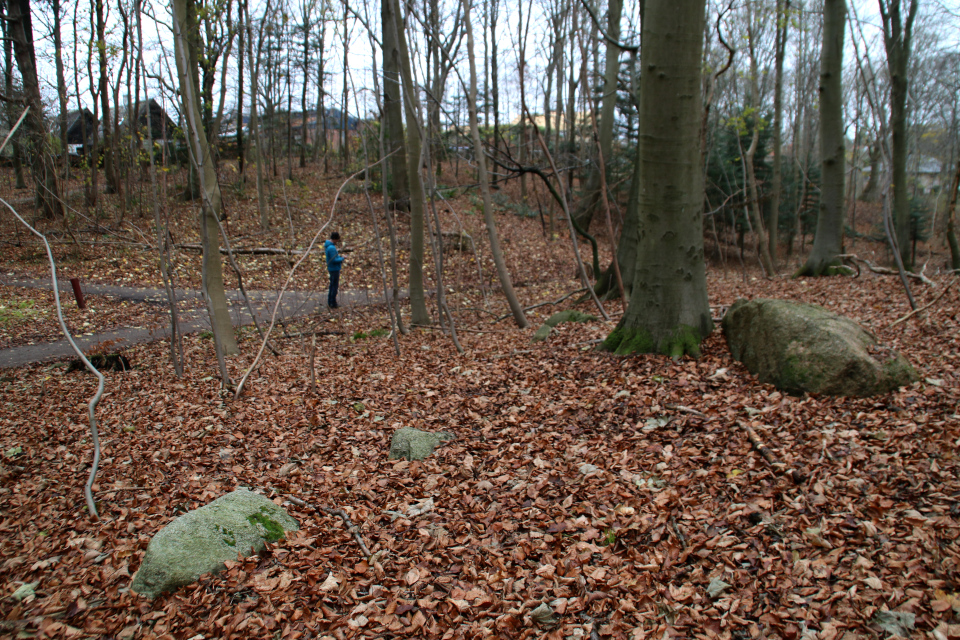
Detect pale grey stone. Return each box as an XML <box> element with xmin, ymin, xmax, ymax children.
<box><xmin>130</xmin><ymin>489</ymin><xmax>298</xmax><ymax>599</ymax></box>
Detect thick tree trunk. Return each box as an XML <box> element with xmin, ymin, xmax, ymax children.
<box><xmin>390</xmin><ymin>0</ymin><xmax>431</xmax><ymax>325</ymax></box>
<box><xmin>946</xmin><ymin>159</ymin><xmax>960</xmax><ymax>271</ymax></box>
<box><xmin>1</xmin><ymin>1</ymin><xmax>27</xmax><ymax>191</ymax></box>
<box><xmin>601</xmin><ymin>0</ymin><xmax>712</xmax><ymax>357</ymax></box>
<box><xmin>797</xmin><ymin>0</ymin><xmax>846</xmax><ymax>277</ymax></box>
<box><xmin>463</xmin><ymin>0</ymin><xmax>527</xmax><ymax>329</ymax></box>
<box><xmin>879</xmin><ymin>0</ymin><xmax>918</xmax><ymax>269</ymax></box>
<box><xmin>7</xmin><ymin>0</ymin><xmax>63</xmax><ymax>217</ymax></box>
<box><xmin>173</xmin><ymin>0</ymin><xmax>239</xmax><ymax>358</ymax></box>
<box><xmin>381</xmin><ymin>0</ymin><xmax>409</xmax><ymax>211</ymax></box>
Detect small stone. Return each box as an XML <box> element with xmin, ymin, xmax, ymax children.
<box><xmin>388</xmin><ymin>427</ymin><xmax>453</xmax><ymax>461</ymax></box>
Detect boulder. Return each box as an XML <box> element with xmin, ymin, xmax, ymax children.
<box><xmin>722</xmin><ymin>298</ymin><xmax>917</xmax><ymax>396</ymax></box>
<box><xmin>389</xmin><ymin>427</ymin><xmax>453</xmax><ymax>461</ymax></box>
<box><xmin>531</xmin><ymin>325</ymin><xmax>553</xmax><ymax>342</ymax></box>
<box><xmin>131</xmin><ymin>489</ymin><xmax>299</xmax><ymax>599</ymax></box>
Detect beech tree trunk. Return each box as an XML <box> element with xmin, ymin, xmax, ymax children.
<box><xmin>879</xmin><ymin>0</ymin><xmax>918</xmax><ymax>269</ymax></box>
<box><xmin>601</xmin><ymin>0</ymin><xmax>712</xmax><ymax>357</ymax></box>
<box><xmin>797</xmin><ymin>0</ymin><xmax>846</xmax><ymax>276</ymax></box>
<box><xmin>1</xmin><ymin>0</ymin><xmax>27</xmax><ymax>191</ymax></box>
<box><xmin>463</xmin><ymin>0</ymin><xmax>527</xmax><ymax>329</ymax></box>
<box><xmin>389</xmin><ymin>0</ymin><xmax>431</xmax><ymax>325</ymax></box>
<box><xmin>173</xmin><ymin>0</ymin><xmax>239</xmax><ymax>358</ymax></box>
<box><xmin>769</xmin><ymin>0</ymin><xmax>788</xmax><ymax>265</ymax></box>
<box><xmin>381</xmin><ymin>0</ymin><xmax>409</xmax><ymax>211</ymax></box>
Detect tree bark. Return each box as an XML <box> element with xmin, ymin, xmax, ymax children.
<box><xmin>389</xmin><ymin>0</ymin><xmax>431</xmax><ymax>325</ymax></box>
<box><xmin>245</xmin><ymin>0</ymin><xmax>269</xmax><ymax>230</ymax></box>
<box><xmin>95</xmin><ymin>0</ymin><xmax>119</xmax><ymax>195</ymax></box>
<box><xmin>601</xmin><ymin>0</ymin><xmax>712</xmax><ymax>357</ymax></box>
<box><xmin>7</xmin><ymin>0</ymin><xmax>63</xmax><ymax>217</ymax></box>
<box><xmin>571</xmin><ymin>0</ymin><xmax>622</xmax><ymax>234</ymax></box>
<box><xmin>879</xmin><ymin>0</ymin><xmax>918</xmax><ymax>269</ymax></box>
<box><xmin>1</xmin><ymin>0</ymin><xmax>27</xmax><ymax>191</ymax></box>
<box><xmin>797</xmin><ymin>0</ymin><xmax>846</xmax><ymax>276</ymax></box>
<box><xmin>463</xmin><ymin>0</ymin><xmax>528</xmax><ymax>328</ymax></box>
<box><xmin>769</xmin><ymin>0</ymin><xmax>788</xmax><ymax>265</ymax></box>
<box><xmin>381</xmin><ymin>0</ymin><xmax>409</xmax><ymax>210</ymax></box>
<box><xmin>173</xmin><ymin>0</ymin><xmax>239</xmax><ymax>358</ymax></box>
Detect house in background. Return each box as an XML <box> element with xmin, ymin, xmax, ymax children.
<box><xmin>120</xmin><ymin>99</ymin><xmax>179</xmax><ymax>146</ymax></box>
<box><xmin>64</xmin><ymin>108</ymin><xmax>98</xmax><ymax>156</ymax></box>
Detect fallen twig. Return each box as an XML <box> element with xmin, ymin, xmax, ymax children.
<box><xmin>738</xmin><ymin>421</ymin><xmax>804</xmax><ymax>484</ymax></box>
<box><xmin>176</xmin><ymin>243</ymin><xmax>305</xmax><ymax>256</ymax></box>
<box><xmin>889</xmin><ymin>277</ymin><xmax>958</xmax><ymax>327</ymax></box>
<box><xmin>839</xmin><ymin>253</ymin><xmax>935</xmax><ymax>286</ymax></box>
<box><xmin>321</xmin><ymin>507</ymin><xmax>372</xmax><ymax>560</ymax></box>
<box><xmin>285</xmin><ymin>495</ymin><xmax>372</xmax><ymax>559</ymax></box>
<box><xmin>666</xmin><ymin>404</ymin><xmax>707</xmax><ymax>418</ymax></box>
<box><xmin>495</xmin><ymin>288</ymin><xmax>589</xmax><ymax>323</ymax></box>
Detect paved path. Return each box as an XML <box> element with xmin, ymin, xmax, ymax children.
<box><xmin>0</xmin><ymin>277</ymin><xmax>400</xmax><ymax>368</ymax></box>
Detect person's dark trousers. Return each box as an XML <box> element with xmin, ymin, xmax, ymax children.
<box><xmin>328</xmin><ymin>270</ymin><xmax>340</xmax><ymax>308</ymax></box>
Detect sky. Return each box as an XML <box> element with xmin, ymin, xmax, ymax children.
<box><xmin>26</xmin><ymin>0</ymin><xmax>960</xmax><ymax>133</ymax></box>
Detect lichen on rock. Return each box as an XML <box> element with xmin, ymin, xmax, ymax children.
<box><xmin>722</xmin><ymin>298</ymin><xmax>917</xmax><ymax>396</ymax></box>
<box><xmin>130</xmin><ymin>489</ymin><xmax>298</xmax><ymax>599</ymax></box>
<box><xmin>388</xmin><ymin>427</ymin><xmax>453</xmax><ymax>461</ymax></box>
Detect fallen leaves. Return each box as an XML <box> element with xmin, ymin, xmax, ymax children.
<box><xmin>0</xmin><ymin>195</ymin><xmax>958</xmax><ymax>640</ymax></box>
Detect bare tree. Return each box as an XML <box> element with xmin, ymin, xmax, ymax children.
<box><xmin>797</xmin><ymin>0</ymin><xmax>846</xmax><ymax>276</ymax></box>
<box><xmin>463</xmin><ymin>0</ymin><xmax>528</xmax><ymax>328</ymax></box>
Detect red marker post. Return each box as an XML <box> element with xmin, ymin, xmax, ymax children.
<box><xmin>70</xmin><ymin>277</ymin><xmax>86</xmax><ymax>310</ymax></box>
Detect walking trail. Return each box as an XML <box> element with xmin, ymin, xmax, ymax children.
<box><xmin>0</xmin><ymin>276</ymin><xmax>400</xmax><ymax>368</ymax></box>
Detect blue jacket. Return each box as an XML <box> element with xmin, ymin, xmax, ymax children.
<box><xmin>325</xmin><ymin>240</ymin><xmax>344</xmax><ymax>272</ymax></box>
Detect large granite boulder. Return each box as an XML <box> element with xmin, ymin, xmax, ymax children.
<box><xmin>389</xmin><ymin>427</ymin><xmax>453</xmax><ymax>461</ymax></box>
<box><xmin>722</xmin><ymin>298</ymin><xmax>917</xmax><ymax>396</ymax></box>
<box><xmin>131</xmin><ymin>489</ymin><xmax>299</xmax><ymax>598</ymax></box>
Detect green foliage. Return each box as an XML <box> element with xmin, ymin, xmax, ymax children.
<box><xmin>0</xmin><ymin>300</ymin><xmax>38</xmax><ymax>324</ymax></box>
<box><xmin>492</xmin><ymin>192</ymin><xmax>536</xmax><ymax>218</ymax></box>
<box><xmin>351</xmin><ymin>328</ymin><xmax>389</xmax><ymax>341</ymax></box>
<box><xmin>704</xmin><ymin>108</ymin><xmax>822</xmax><ymax>244</ymax></box>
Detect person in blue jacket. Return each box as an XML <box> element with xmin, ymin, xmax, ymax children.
<box><xmin>324</xmin><ymin>232</ymin><xmax>345</xmax><ymax>308</ymax></box>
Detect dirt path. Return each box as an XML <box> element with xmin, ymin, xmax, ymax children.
<box><xmin>0</xmin><ymin>277</ymin><xmax>402</xmax><ymax>368</ymax></box>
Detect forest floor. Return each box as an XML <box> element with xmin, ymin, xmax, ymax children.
<box><xmin>0</xmin><ymin>163</ymin><xmax>957</xmax><ymax>640</ymax></box>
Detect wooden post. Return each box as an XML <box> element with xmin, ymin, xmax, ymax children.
<box><xmin>69</xmin><ymin>277</ymin><xmax>86</xmax><ymax>309</ymax></box>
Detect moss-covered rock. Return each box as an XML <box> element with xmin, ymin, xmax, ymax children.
<box><xmin>532</xmin><ymin>310</ymin><xmax>597</xmax><ymax>343</ymax></box>
<box><xmin>388</xmin><ymin>427</ymin><xmax>453</xmax><ymax>461</ymax></box>
<box><xmin>543</xmin><ymin>310</ymin><xmax>597</xmax><ymax>328</ymax></box>
<box><xmin>531</xmin><ymin>325</ymin><xmax>553</xmax><ymax>342</ymax></box>
<box><xmin>722</xmin><ymin>298</ymin><xmax>918</xmax><ymax>396</ymax></box>
<box><xmin>131</xmin><ymin>489</ymin><xmax>299</xmax><ymax>599</ymax></box>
